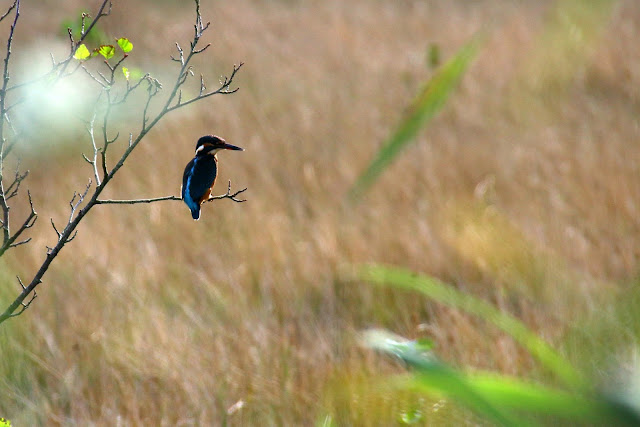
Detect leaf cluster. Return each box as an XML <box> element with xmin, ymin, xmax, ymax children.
<box><xmin>74</xmin><ymin>36</ymin><xmax>132</xmax><ymax>61</ymax></box>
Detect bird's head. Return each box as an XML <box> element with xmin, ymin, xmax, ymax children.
<box><xmin>195</xmin><ymin>135</ymin><xmax>243</xmax><ymax>156</ymax></box>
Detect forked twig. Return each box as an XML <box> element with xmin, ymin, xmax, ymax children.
<box><xmin>204</xmin><ymin>181</ymin><xmax>247</xmax><ymax>203</ymax></box>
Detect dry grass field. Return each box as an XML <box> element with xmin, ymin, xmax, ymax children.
<box><xmin>1</xmin><ymin>0</ymin><xmax>640</xmax><ymax>424</ymax></box>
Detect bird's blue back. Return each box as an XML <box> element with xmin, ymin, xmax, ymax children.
<box><xmin>182</xmin><ymin>155</ymin><xmax>218</xmax><ymax>219</ymax></box>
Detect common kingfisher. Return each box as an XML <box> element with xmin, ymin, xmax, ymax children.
<box><xmin>181</xmin><ymin>135</ymin><xmax>243</xmax><ymax>220</ymax></box>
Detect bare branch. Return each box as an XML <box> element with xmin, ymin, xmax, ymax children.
<box><xmin>5</xmin><ymin>163</ymin><xmax>28</xmax><ymax>200</ymax></box>
<box><xmin>171</xmin><ymin>42</ymin><xmax>185</xmax><ymax>65</ymax></box>
<box><xmin>0</xmin><ymin>1</ymin><xmax>111</xmax><ymax>263</ymax></box>
<box><xmin>105</xmin><ymin>54</ymin><xmax>128</xmax><ymax>87</ymax></box>
<box><xmin>85</xmin><ymin>109</ymin><xmax>102</xmax><ymax>185</ymax></box>
<box><xmin>66</xmin><ymin>230</ymin><xmax>78</xmax><ymax>243</ymax></box>
<box><xmin>0</xmin><ymin>0</ymin><xmax>246</xmax><ymax>326</ymax></box>
<box><xmin>50</xmin><ymin>218</ymin><xmax>62</xmax><ymax>240</ymax></box>
<box><xmin>1</xmin><ymin>112</ymin><xmax>20</xmax><ymax>157</ymax></box>
<box><xmin>193</xmin><ymin>43</ymin><xmax>210</xmax><ymax>55</ymax></box>
<box><xmin>59</xmin><ymin>0</ymin><xmax>111</xmax><ymax>74</ymax></box>
<box><xmin>100</xmin><ymin>100</ymin><xmax>114</xmax><ymax>178</ymax></box>
<box><xmin>4</xmin><ymin>97</ymin><xmax>24</xmax><ymax>113</ymax></box>
<box><xmin>67</xmin><ymin>27</ymin><xmax>74</xmax><ymax>52</ymax></box>
<box><xmin>6</xmin><ymin>0</ymin><xmax>112</xmax><ymax>94</ymax></box>
<box><xmin>96</xmin><ymin>195</ymin><xmax>181</xmax><ymax>205</ymax></box>
<box><xmin>107</xmin><ymin>132</ymin><xmax>119</xmax><ymax>145</ymax></box>
<box><xmin>192</xmin><ymin>0</ymin><xmax>210</xmax><ymax>46</ymax></box>
<box><xmin>166</xmin><ymin>63</ymin><xmax>244</xmax><ymax>112</ymax></box>
<box><xmin>95</xmin><ymin>182</ymin><xmax>247</xmax><ymax>205</ymax></box>
<box><xmin>113</xmin><ymin>73</ymin><xmax>150</xmax><ymax>105</ymax></box>
<box><xmin>97</xmin><ymin>70</ymin><xmax>110</xmax><ymax>85</ymax></box>
<box><xmin>204</xmin><ymin>180</ymin><xmax>248</xmax><ymax>203</ymax></box>
<box><xmin>0</xmin><ymin>190</ymin><xmax>36</xmax><ymax>257</ymax></box>
<box><xmin>0</xmin><ymin>1</ymin><xmax>17</xmax><ymax>23</ymax></box>
<box><xmin>68</xmin><ymin>180</ymin><xmax>92</xmax><ymax>224</ymax></box>
<box><xmin>199</xmin><ymin>74</ymin><xmax>205</xmax><ymax>95</ymax></box>
<box><xmin>81</xmin><ymin>2</ymin><xmax>111</xmax><ymax>42</ymax></box>
<box><xmin>0</xmin><ymin>0</ymin><xmax>20</xmax><ymax>156</ymax></box>
<box><xmin>141</xmin><ymin>76</ymin><xmax>161</xmax><ymax>130</ymax></box>
<box><xmin>9</xmin><ymin>237</ymin><xmax>29</xmax><ymax>247</ymax></box>
<box><xmin>6</xmin><ymin>276</ymin><xmax>37</xmax><ymax>318</ymax></box>
<box><xmin>81</xmin><ymin>65</ymin><xmax>109</xmax><ymax>88</ymax></box>
<box><xmin>81</xmin><ymin>12</ymin><xmax>88</xmax><ymax>36</ymax></box>
<box><xmin>0</xmin><ymin>186</ymin><xmax>10</xmax><ymax>245</ymax></box>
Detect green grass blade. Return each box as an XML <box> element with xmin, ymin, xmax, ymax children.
<box><xmin>359</xmin><ymin>264</ymin><xmax>585</xmax><ymax>389</ymax></box>
<box><xmin>400</xmin><ymin>372</ymin><xmax>639</xmax><ymax>425</ymax></box>
<box><xmin>349</xmin><ymin>36</ymin><xmax>482</xmax><ymax>200</ymax></box>
<box><xmin>363</xmin><ymin>329</ymin><xmax>520</xmax><ymax>426</ymax></box>
<box><xmin>364</xmin><ymin>330</ymin><xmax>640</xmax><ymax>425</ymax></box>
<box><xmin>465</xmin><ymin>372</ymin><xmax>640</xmax><ymax>423</ymax></box>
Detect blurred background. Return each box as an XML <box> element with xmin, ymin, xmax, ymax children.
<box><xmin>1</xmin><ymin>0</ymin><xmax>639</xmax><ymax>424</ymax></box>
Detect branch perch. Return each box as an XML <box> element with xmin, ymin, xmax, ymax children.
<box><xmin>96</xmin><ymin>182</ymin><xmax>247</xmax><ymax>205</ymax></box>
<box><xmin>0</xmin><ymin>0</ymin><xmax>245</xmax><ymax>325</ymax></box>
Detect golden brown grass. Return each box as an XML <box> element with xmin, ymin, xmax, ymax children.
<box><xmin>1</xmin><ymin>0</ymin><xmax>640</xmax><ymax>424</ymax></box>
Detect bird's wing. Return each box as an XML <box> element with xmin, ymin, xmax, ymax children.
<box><xmin>188</xmin><ymin>156</ymin><xmax>218</xmax><ymax>205</ymax></box>
<box><xmin>181</xmin><ymin>158</ymin><xmax>195</xmax><ymax>200</ymax></box>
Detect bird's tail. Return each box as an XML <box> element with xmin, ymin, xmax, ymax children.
<box><xmin>191</xmin><ymin>207</ymin><xmax>201</xmax><ymax>220</ymax></box>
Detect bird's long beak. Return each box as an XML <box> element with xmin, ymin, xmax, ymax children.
<box><xmin>221</xmin><ymin>143</ymin><xmax>244</xmax><ymax>151</ymax></box>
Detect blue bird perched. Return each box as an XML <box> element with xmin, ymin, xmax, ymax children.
<box><xmin>181</xmin><ymin>135</ymin><xmax>243</xmax><ymax>220</ymax></box>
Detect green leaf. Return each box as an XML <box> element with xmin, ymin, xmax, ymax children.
<box><xmin>359</xmin><ymin>264</ymin><xmax>586</xmax><ymax>389</ymax></box>
<box><xmin>117</xmin><ymin>37</ymin><xmax>133</xmax><ymax>53</ymax></box>
<box><xmin>73</xmin><ymin>44</ymin><xmax>91</xmax><ymax>60</ymax></box>
<box><xmin>0</xmin><ymin>418</ymin><xmax>11</xmax><ymax>427</ymax></box>
<box><xmin>96</xmin><ymin>45</ymin><xmax>115</xmax><ymax>60</ymax></box>
<box><xmin>349</xmin><ymin>35</ymin><xmax>482</xmax><ymax>201</ymax></box>
<box><xmin>122</xmin><ymin>66</ymin><xmax>130</xmax><ymax>80</ymax></box>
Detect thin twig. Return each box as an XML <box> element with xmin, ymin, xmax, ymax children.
<box><xmin>68</xmin><ymin>180</ymin><xmax>92</xmax><ymax>224</ymax></box>
<box><xmin>166</xmin><ymin>63</ymin><xmax>244</xmax><ymax>113</ymax></box>
<box><xmin>0</xmin><ymin>190</ymin><xmax>36</xmax><ymax>257</ymax></box>
<box><xmin>204</xmin><ymin>180</ymin><xmax>247</xmax><ymax>203</ymax></box>
<box><xmin>113</xmin><ymin>73</ymin><xmax>149</xmax><ymax>105</ymax></box>
<box><xmin>81</xmin><ymin>65</ymin><xmax>109</xmax><ymax>88</ymax></box>
<box><xmin>6</xmin><ymin>0</ymin><xmax>112</xmax><ymax>94</ymax></box>
<box><xmin>0</xmin><ymin>1</ymin><xmax>17</xmax><ymax>23</ymax></box>
<box><xmin>95</xmin><ymin>181</ymin><xmax>247</xmax><ymax>205</ymax></box>
<box><xmin>85</xmin><ymin>108</ymin><xmax>102</xmax><ymax>185</ymax></box>
<box><xmin>50</xmin><ymin>218</ymin><xmax>61</xmax><ymax>241</ymax></box>
<box><xmin>5</xmin><ymin>163</ymin><xmax>27</xmax><ymax>200</ymax></box>
<box><xmin>6</xmin><ymin>276</ymin><xmax>36</xmax><ymax>318</ymax></box>
<box><xmin>96</xmin><ymin>195</ymin><xmax>181</xmax><ymax>204</ymax></box>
